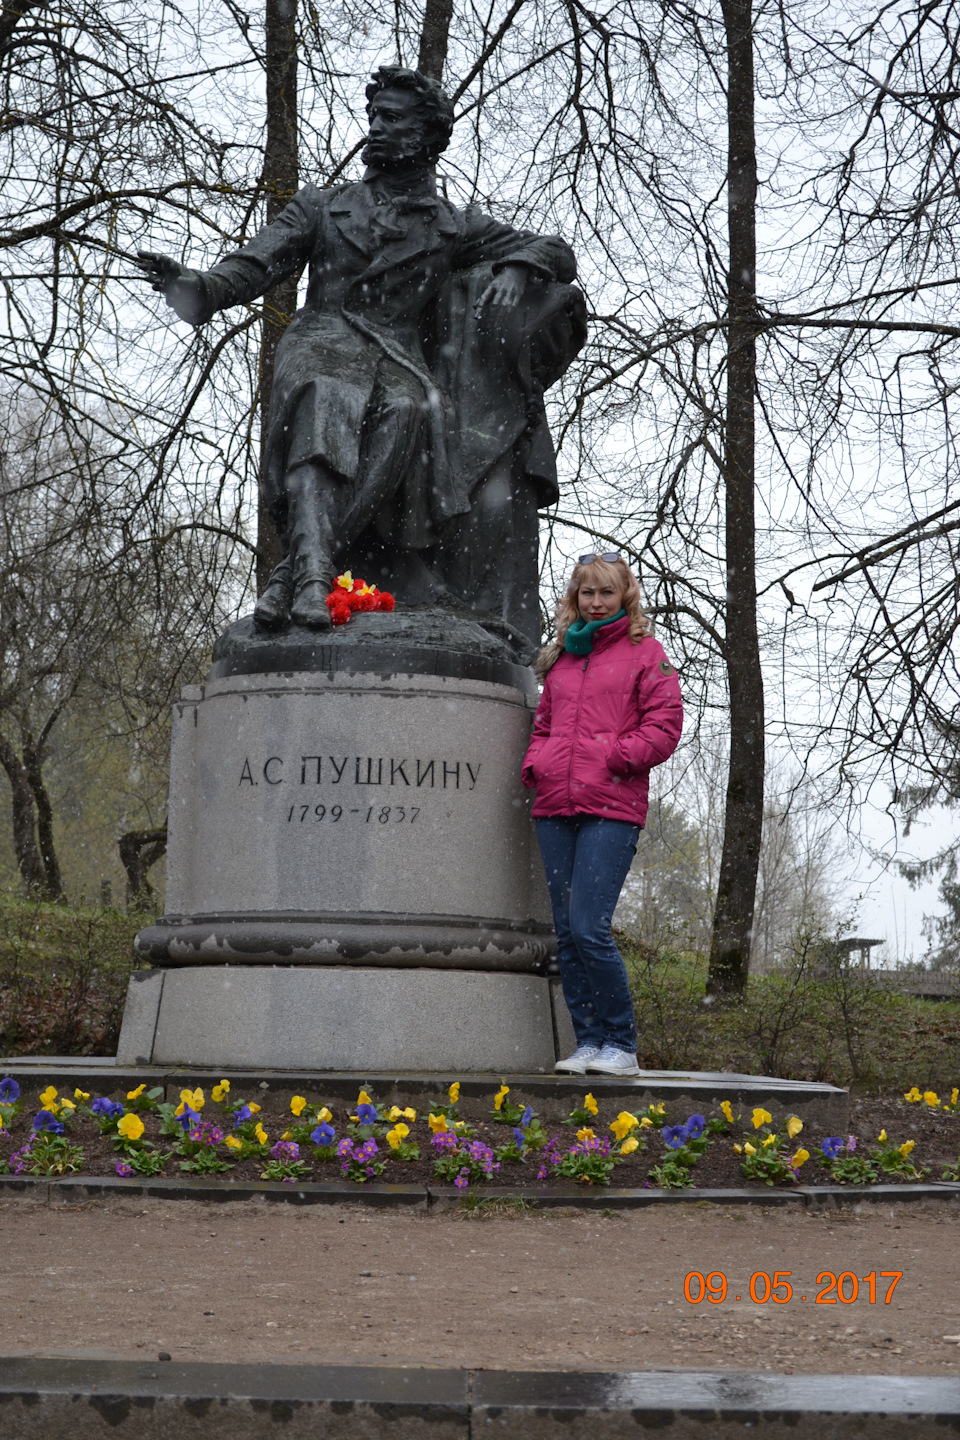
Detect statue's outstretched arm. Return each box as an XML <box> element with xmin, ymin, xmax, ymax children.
<box><xmin>136</xmin><ymin>186</ymin><xmax>322</xmax><ymax>326</ymax></box>
<box><xmin>135</xmin><ymin>251</ymin><xmax>208</xmax><ymax>326</ymax></box>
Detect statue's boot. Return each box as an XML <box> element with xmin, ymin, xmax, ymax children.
<box><xmin>291</xmin><ymin>576</ymin><xmax>333</xmax><ymax>630</ymax></box>
<box><xmin>253</xmin><ymin>557</ymin><xmax>294</xmax><ymax>631</ymax></box>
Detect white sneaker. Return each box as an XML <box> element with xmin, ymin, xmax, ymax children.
<box><xmin>555</xmin><ymin>1043</ymin><xmax>602</xmax><ymax>1074</ymax></box>
<box><xmin>585</xmin><ymin>1043</ymin><xmax>641</xmax><ymax>1077</ymax></box>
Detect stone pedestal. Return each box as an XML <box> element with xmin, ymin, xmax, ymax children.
<box><xmin>129</xmin><ymin>610</ymin><xmax>558</xmax><ymax>1072</ymax></box>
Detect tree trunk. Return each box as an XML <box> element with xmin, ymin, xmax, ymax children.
<box><xmin>418</xmin><ymin>0</ymin><xmax>454</xmax><ymax>80</ymax></box>
<box><xmin>257</xmin><ymin>0</ymin><xmax>300</xmax><ymax>593</ymax></box>
<box><xmin>707</xmin><ymin>0</ymin><xmax>765</xmax><ymax>998</ymax></box>
<box><xmin>0</xmin><ymin>734</ymin><xmax>45</xmax><ymax>893</ymax></box>
<box><xmin>118</xmin><ymin>824</ymin><xmax>168</xmax><ymax>908</ymax></box>
<box><xmin>23</xmin><ymin>735</ymin><xmax>63</xmax><ymax>901</ymax></box>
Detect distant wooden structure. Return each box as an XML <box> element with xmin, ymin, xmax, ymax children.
<box><xmin>836</xmin><ymin>936</ymin><xmax>885</xmax><ymax>969</ymax></box>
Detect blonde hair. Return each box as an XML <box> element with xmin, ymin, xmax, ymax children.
<box><xmin>536</xmin><ymin>556</ymin><xmax>651</xmax><ymax>678</ymax></box>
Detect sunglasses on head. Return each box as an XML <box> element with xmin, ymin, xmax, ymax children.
<box><xmin>578</xmin><ymin>552</ymin><xmax>622</xmax><ymax>565</ymax></box>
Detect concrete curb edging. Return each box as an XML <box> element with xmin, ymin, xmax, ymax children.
<box><xmin>1</xmin><ymin>1358</ymin><xmax>960</xmax><ymax>1437</ymax></box>
<box><xmin>2</xmin><ymin>1172</ymin><xmax>960</xmax><ymax>1209</ymax></box>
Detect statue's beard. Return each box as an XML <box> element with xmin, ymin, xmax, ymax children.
<box><xmin>361</xmin><ymin>126</ymin><xmax>433</xmax><ymax>172</ymax></box>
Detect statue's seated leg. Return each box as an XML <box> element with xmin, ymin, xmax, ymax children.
<box><xmin>286</xmin><ymin>460</ymin><xmax>339</xmax><ymax>630</ymax></box>
<box><xmin>342</xmin><ymin>367</ymin><xmax>428</xmax><ymax>543</ymax></box>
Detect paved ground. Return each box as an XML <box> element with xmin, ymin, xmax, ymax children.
<box><xmin>3</xmin><ymin>1196</ymin><xmax>960</xmax><ymax>1374</ymax></box>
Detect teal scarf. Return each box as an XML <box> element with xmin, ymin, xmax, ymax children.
<box><xmin>563</xmin><ymin>608</ymin><xmax>627</xmax><ymax>656</ymax></box>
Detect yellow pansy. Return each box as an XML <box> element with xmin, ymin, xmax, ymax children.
<box><xmin>402</xmin><ymin>1107</ymin><xmax>416</xmax><ymax>1121</ymax></box>
<box><xmin>494</xmin><ymin>1084</ymin><xmax>509</xmax><ymax>1111</ymax></box>
<box><xmin>878</xmin><ymin>1129</ymin><xmax>887</xmax><ymax>1142</ymax></box>
<box><xmin>924</xmin><ymin>1091</ymin><xmax>940</xmax><ymax>1108</ymax></box>
<box><xmin>720</xmin><ymin>1100</ymin><xmax>735</xmax><ymax>1124</ymax></box>
<box><xmin>281</xmin><ymin>1130</ymin><xmax>293</xmax><ymax>1141</ymax></box>
<box><xmin>180</xmin><ymin>1087</ymin><xmax>204</xmax><ymax>1111</ymax></box>
<box><xmin>127</xmin><ymin>1084</ymin><xmax>146</xmax><ymax>1101</ymax></box>
<box><xmin>791</xmin><ymin>1149</ymin><xmax>810</xmax><ymax>1168</ymax></box>
<box><xmin>653</xmin><ymin>1103</ymin><xmax>666</xmax><ymax>1116</ymax></box>
<box><xmin>74</xmin><ymin>1089</ymin><xmax>90</xmax><ymax>1101</ymax></box>
<box><xmin>117</xmin><ymin>1113</ymin><xmax>144</xmax><ymax>1141</ymax></box>
<box><xmin>787</xmin><ymin>1116</ymin><xmax>803</xmax><ymax>1139</ymax></box>
<box><xmin>387</xmin><ymin>1106</ymin><xmax>403</xmax><ymax>1122</ymax></box>
<box><xmin>337</xmin><ymin>570</ymin><xmax>354</xmax><ymax>589</ymax></box>
<box><xmin>428</xmin><ymin>1113</ymin><xmax>448</xmax><ymax>1133</ymax></box>
<box><xmin>620</xmin><ymin>1136</ymin><xmax>640</xmax><ymax>1156</ymax></box>
<box><xmin>733</xmin><ymin>1143</ymin><xmax>743</xmax><ymax>1154</ymax></box>
<box><xmin>386</xmin><ymin>1128</ymin><xmax>403</xmax><ymax>1150</ymax></box>
<box><xmin>393</xmin><ymin>1122</ymin><xmax>409</xmax><ymax>1140</ymax></box>
<box><xmin>743</xmin><ymin>1141</ymin><xmax>756</xmax><ymax>1156</ymax></box>
<box><xmin>761</xmin><ymin>1133</ymin><xmax>776</xmax><ymax>1148</ymax></box>
<box><xmin>316</xmin><ymin>1106</ymin><xmax>332</xmax><ymax>1123</ymax></box>
<box><xmin>584</xmin><ymin>1093</ymin><xmax>599</xmax><ymax>1116</ymax></box>
<box><xmin>953</xmin><ymin>1089</ymin><xmax>959</xmax><ymax>1108</ymax></box>
<box><xmin>752</xmin><ymin>1108</ymin><xmax>772</xmax><ymax>1130</ymax></box>
<box><xmin>248</xmin><ymin>1103</ymin><xmax>261</xmax><ymax>1114</ymax></box>
<box><xmin>639</xmin><ymin>1117</ymin><xmax>653</xmax><ymax>1129</ymax></box>
<box><xmin>39</xmin><ymin>1085</ymin><xmax>59</xmax><ymax>1111</ymax></box>
<box><xmin>212</xmin><ymin>1081</ymin><xmax>230</xmax><ymax>1102</ymax></box>
<box><xmin>609</xmin><ymin>1112</ymin><xmax>639</xmax><ymax>1141</ymax></box>
<box><xmin>254</xmin><ymin>1123</ymin><xmax>268</xmax><ymax>1145</ymax></box>
<box><xmin>454</xmin><ymin>1120</ymin><xmax>467</xmax><ymax>1131</ymax></box>
<box><xmin>0</xmin><ymin>1114</ymin><xmax>3</xmax><ymax>1130</ymax></box>
<box><xmin>225</xmin><ymin>1135</ymin><xmax>242</xmax><ymax>1150</ymax></box>
<box><xmin>290</xmin><ymin>1096</ymin><xmax>308</xmax><ymax>1117</ymax></box>
<box><xmin>448</xmin><ymin>1082</ymin><xmax>460</xmax><ymax>1104</ymax></box>
<box><xmin>59</xmin><ymin>1098</ymin><xmax>75</xmax><ymax>1113</ymax></box>
<box><xmin>904</xmin><ymin>1087</ymin><xmax>922</xmax><ymax>1102</ymax></box>
<box><xmin>357</xmin><ymin>1089</ymin><xmax>372</xmax><ymax>1105</ymax></box>
<box><xmin>576</xmin><ymin>1127</ymin><xmax>595</xmax><ymax>1142</ymax></box>
<box><xmin>898</xmin><ymin>1140</ymin><xmax>915</xmax><ymax>1158</ymax></box>
<box><xmin>174</xmin><ymin>1101</ymin><xmax>186</xmax><ymax>1117</ymax></box>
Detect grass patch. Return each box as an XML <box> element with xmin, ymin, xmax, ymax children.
<box><xmin>456</xmin><ymin>1194</ymin><xmax>540</xmax><ymax>1217</ymax></box>
<box><xmin>0</xmin><ymin>892</ymin><xmax>146</xmax><ymax>1055</ymax></box>
<box><xmin>622</xmin><ymin>933</ymin><xmax>960</xmax><ymax>1094</ymax></box>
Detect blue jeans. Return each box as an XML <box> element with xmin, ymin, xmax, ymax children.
<box><xmin>535</xmin><ymin>816</ymin><xmax>639</xmax><ymax>1052</ymax></box>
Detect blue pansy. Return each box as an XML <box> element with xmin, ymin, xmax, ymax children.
<box><xmin>820</xmin><ymin>1136</ymin><xmax>844</xmax><ymax>1159</ymax></box>
<box><xmin>91</xmin><ymin>1097</ymin><xmax>123</xmax><ymax>1119</ymax></box>
<box><xmin>311</xmin><ymin>1121</ymin><xmax>336</xmax><ymax>1146</ymax></box>
<box><xmin>0</xmin><ymin>1077</ymin><xmax>20</xmax><ymax>1103</ymax></box>
<box><xmin>684</xmin><ymin>1114</ymin><xmax>705</xmax><ymax>1140</ymax></box>
<box><xmin>662</xmin><ymin>1124</ymin><xmax>687</xmax><ymax>1150</ymax></box>
<box><xmin>512</xmin><ymin>1127</ymin><xmax>527</xmax><ymax>1149</ymax></box>
<box><xmin>521</xmin><ymin>1106</ymin><xmax>533</xmax><ymax>1128</ymax></box>
<box><xmin>32</xmin><ymin>1110</ymin><xmax>64</xmax><ymax>1135</ymax></box>
<box><xmin>233</xmin><ymin>1105</ymin><xmax>253</xmax><ymax>1126</ymax></box>
<box><xmin>178</xmin><ymin>1107</ymin><xmax>201</xmax><ymax>1132</ymax></box>
<box><xmin>356</xmin><ymin>1103</ymin><xmax>378</xmax><ymax>1125</ymax></box>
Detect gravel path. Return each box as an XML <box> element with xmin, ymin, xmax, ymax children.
<box><xmin>3</xmin><ymin>1195</ymin><xmax>960</xmax><ymax>1374</ymax></box>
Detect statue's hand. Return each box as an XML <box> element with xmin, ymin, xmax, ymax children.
<box><xmin>474</xmin><ymin>262</ymin><xmax>528</xmax><ymax>317</ymax></box>
<box><xmin>135</xmin><ymin>250</ymin><xmax>207</xmax><ymax>325</ymax></box>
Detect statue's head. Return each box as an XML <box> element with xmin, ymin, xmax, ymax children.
<box><xmin>363</xmin><ymin>66</ymin><xmax>455</xmax><ymax>171</ymax></box>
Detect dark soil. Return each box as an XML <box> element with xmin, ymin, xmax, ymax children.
<box><xmin>2</xmin><ymin>1082</ymin><xmax>959</xmax><ymax>1191</ymax></box>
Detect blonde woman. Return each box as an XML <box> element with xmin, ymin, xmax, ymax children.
<box><xmin>522</xmin><ymin>554</ymin><xmax>683</xmax><ymax>1076</ymax></box>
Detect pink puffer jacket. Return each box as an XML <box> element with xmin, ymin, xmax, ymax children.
<box><xmin>521</xmin><ymin>618</ymin><xmax>683</xmax><ymax>825</ymax></box>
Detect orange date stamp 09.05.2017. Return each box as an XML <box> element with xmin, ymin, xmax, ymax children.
<box><xmin>683</xmin><ymin>1271</ymin><xmax>903</xmax><ymax>1306</ymax></box>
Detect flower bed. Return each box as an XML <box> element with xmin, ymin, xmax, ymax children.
<box><xmin>0</xmin><ymin>1077</ymin><xmax>959</xmax><ymax>1191</ymax></box>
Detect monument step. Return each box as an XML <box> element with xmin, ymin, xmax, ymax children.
<box><xmin>0</xmin><ymin>1356</ymin><xmax>957</xmax><ymax>1437</ymax></box>
<box><xmin>0</xmin><ymin>1060</ymin><xmax>847</xmax><ymax>1128</ymax></box>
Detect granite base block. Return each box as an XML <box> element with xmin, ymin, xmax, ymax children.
<box><xmin>140</xmin><ymin>964</ymin><xmax>558</xmax><ymax>1072</ymax></box>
